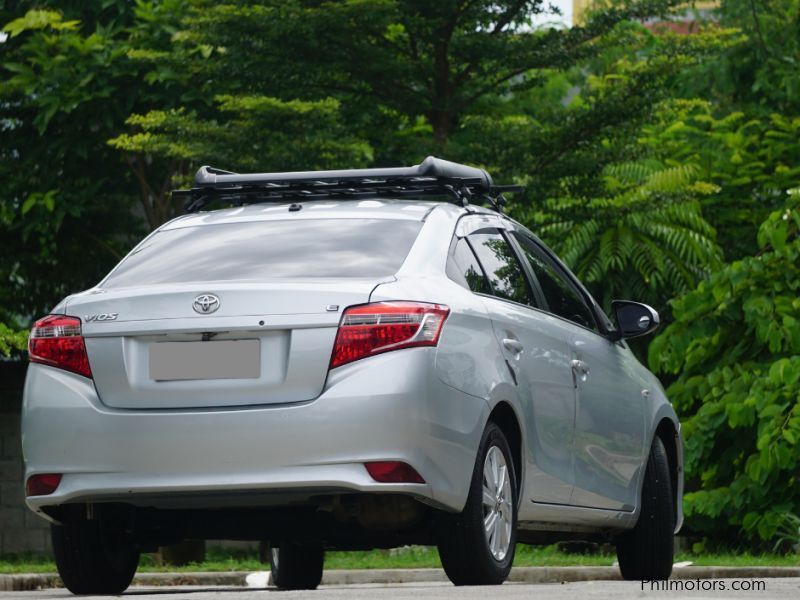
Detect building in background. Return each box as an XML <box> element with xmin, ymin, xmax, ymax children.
<box><xmin>573</xmin><ymin>0</ymin><xmax>719</xmax><ymax>31</ymax></box>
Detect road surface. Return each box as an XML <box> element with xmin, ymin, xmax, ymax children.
<box><xmin>1</xmin><ymin>579</ymin><xmax>797</xmax><ymax>600</ymax></box>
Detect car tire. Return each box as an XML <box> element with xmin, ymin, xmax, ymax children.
<box><xmin>616</xmin><ymin>435</ymin><xmax>674</xmax><ymax>580</ymax></box>
<box><xmin>437</xmin><ymin>421</ymin><xmax>518</xmax><ymax>585</ymax></box>
<box><xmin>51</xmin><ymin>519</ymin><xmax>139</xmax><ymax>595</ymax></box>
<box><xmin>268</xmin><ymin>542</ymin><xmax>324</xmax><ymax>590</ymax></box>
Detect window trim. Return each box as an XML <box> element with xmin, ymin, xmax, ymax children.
<box><xmin>508</xmin><ymin>227</ymin><xmax>615</xmax><ymax>338</ymax></box>
<box><xmin>453</xmin><ymin>213</ymin><xmax>620</xmax><ymax>340</ymax></box>
<box><xmin>446</xmin><ymin>235</ymin><xmax>491</xmax><ymax>294</ymax></box>
<box><xmin>447</xmin><ymin>227</ymin><xmax>545</xmax><ymax>314</ymax></box>
<box><xmin>502</xmin><ymin>231</ymin><xmax>548</xmax><ymax>310</ymax></box>
<box><xmin>465</xmin><ymin>228</ymin><xmax>539</xmax><ymax>309</ymax></box>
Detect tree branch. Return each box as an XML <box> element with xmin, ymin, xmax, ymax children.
<box><xmin>126</xmin><ymin>154</ymin><xmax>156</xmax><ymax>228</ymax></box>
<box><xmin>491</xmin><ymin>0</ymin><xmax>530</xmax><ymax>35</ymax></box>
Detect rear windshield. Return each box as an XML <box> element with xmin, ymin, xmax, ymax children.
<box><xmin>101</xmin><ymin>218</ymin><xmax>423</xmax><ymax>287</ymax></box>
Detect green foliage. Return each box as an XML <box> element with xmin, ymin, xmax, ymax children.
<box><xmin>0</xmin><ymin>2</ymin><xmax>185</xmax><ymax>318</ymax></box>
<box><xmin>650</xmin><ymin>199</ymin><xmax>800</xmax><ymax>544</ymax></box>
<box><xmin>2</xmin><ymin>9</ymin><xmax>79</xmax><ymax>37</ymax></box>
<box><xmin>165</xmin><ymin>0</ymin><xmax>686</xmax><ymax>153</ymax></box>
<box><xmin>0</xmin><ymin>324</ymin><xmax>27</xmax><ymax>357</ymax></box>
<box><xmin>773</xmin><ymin>512</ymin><xmax>800</xmax><ymax>551</ymax></box>
<box><xmin>2</xmin><ymin>9</ymin><xmax>123</xmax><ymax>134</ymax></box>
<box><xmin>0</xmin><ymin>0</ymin><xmax>694</xmax><ymax>325</ymax></box>
<box><xmin>463</xmin><ymin>24</ymin><xmax>744</xmax><ymax>189</ymax></box>
<box><xmin>483</xmin><ymin>27</ymin><xmax>741</xmax><ymax>313</ymax></box>
<box><xmin>684</xmin><ymin>0</ymin><xmax>800</xmax><ymax>116</ymax></box>
<box><xmin>108</xmin><ymin>94</ymin><xmax>373</xmax><ymax>223</ymax></box>
<box><xmin>109</xmin><ymin>96</ymin><xmax>373</xmax><ymax>178</ymax></box>
<box><xmin>638</xmin><ymin>99</ymin><xmax>800</xmax><ymax>259</ymax></box>
<box><xmin>531</xmin><ymin>160</ymin><xmax>722</xmax><ymax>313</ymax></box>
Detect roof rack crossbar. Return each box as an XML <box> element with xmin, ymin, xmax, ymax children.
<box><xmin>172</xmin><ymin>156</ymin><xmax>523</xmax><ymax>213</ymax></box>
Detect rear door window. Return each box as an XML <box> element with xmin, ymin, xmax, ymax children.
<box><xmin>468</xmin><ymin>230</ymin><xmax>534</xmax><ymax>306</ymax></box>
<box><xmin>102</xmin><ymin>219</ymin><xmax>423</xmax><ymax>287</ymax></box>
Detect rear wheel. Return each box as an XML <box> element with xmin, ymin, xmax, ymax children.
<box><xmin>437</xmin><ymin>422</ymin><xmax>517</xmax><ymax>585</ymax></box>
<box><xmin>616</xmin><ymin>435</ymin><xmax>675</xmax><ymax>580</ymax></box>
<box><xmin>51</xmin><ymin>519</ymin><xmax>139</xmax><ymax>595</ymax></box>
<box><xmin>268</xmin><ymin>542</ymin><xmax>324</xmax><ymax>590</ymax></box>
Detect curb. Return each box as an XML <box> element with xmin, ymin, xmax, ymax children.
<box><xmin>0</xmin><ymin>575</ymin><xmax>59</xmax><ymax>592</ymax></box>
<box><xmin>2</xmin><ymin>566</ymin><xmax>800</xmax><ymax>591</ymax></box>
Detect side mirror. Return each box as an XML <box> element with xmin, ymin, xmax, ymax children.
<box><xmin>611</xmin><ymin>300</ymin><xmax>660</xmax><ymax>340</ymax></box>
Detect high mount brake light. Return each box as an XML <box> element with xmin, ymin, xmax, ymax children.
<box><xmin>330</xmin><ymin>302</ymin><xmax>449</xmax><ymax>369</ymax></box>
<box><xmin>28</xmin><ymin>315</ymin><xmax>92</xmax><ymax>379</ymax></box>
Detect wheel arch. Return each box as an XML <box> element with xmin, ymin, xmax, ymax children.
<box><xmin>487</xmin><ymin>401</ymin><xmax>523</xmax><ymax>495</ymax></box>
<box><xmin>654</xmin><ymin>417</ymin><xmax>683</xmax><ymax>532</ymax></box>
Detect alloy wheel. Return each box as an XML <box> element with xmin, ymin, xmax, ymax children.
<box><xmin>482</xmin><ymin>445</ymin><xmax>513</xmax><ymax>560</ymax></box>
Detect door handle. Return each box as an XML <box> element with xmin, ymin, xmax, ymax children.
<box><xmin>570</xmin><ymin>359</ymin><xmax>589</xmax><ymax>387</ymax></box>
<box><xmin>570</xmin><ymin>359</ymin><xmax>590</xmax><ymax>375</ymax></box>
<box><xmin>502</xmin><ymin>338</ymin><xmax>524</xmax><ymax>355</ymax></box>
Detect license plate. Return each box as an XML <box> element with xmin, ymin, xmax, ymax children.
<box><xmin>149</xmin><ymin>340</ymin><xmax>260</xmax><ymax>381</ymax></box>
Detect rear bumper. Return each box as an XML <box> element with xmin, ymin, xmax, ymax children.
<box><xmin>22</xmin><ymin>348</ymin><xmax>489</xmax><ymax>520</ymax></box>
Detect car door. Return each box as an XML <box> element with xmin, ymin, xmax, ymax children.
<box><xmin>509</xmin><ymin>229</ymin><xmax>646</xmax><ymax>511</ymax></box>
<box><xmin>454</xmin><ymin>217</ymin><xmax>576</xmax><ymax>506</ymax></box>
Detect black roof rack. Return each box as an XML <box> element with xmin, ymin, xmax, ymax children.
<box><xmin>172</xmin><ymin>156</ymin><xmax>522</xmax><ymax>213</ymax></box>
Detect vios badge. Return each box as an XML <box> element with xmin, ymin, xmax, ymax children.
<box><xmin>193</xmin><ymin>294</ymin><xmax>220</xmax><ymax>314</ymax></box>
<box><xmin>85</xmin><ymin>313</ymin><xmax>118</xmax><ymax>322</ymax></box>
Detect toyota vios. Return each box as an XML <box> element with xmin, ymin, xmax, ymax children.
<box><xmin>22</xmin><ymin>158</ymin><xmax>682</xmax><ymax>594</ymax></box>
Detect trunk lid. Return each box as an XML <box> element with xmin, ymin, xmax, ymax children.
<box><xmin>68</xmin><ymin>280</ymin><xmax>380</xmax><ymax>409</ymax></box>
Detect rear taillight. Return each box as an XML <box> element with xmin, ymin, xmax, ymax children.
<box><xmin>28</xmin><ymin>315</ymin><xmax>92</xmax><ymax>379</ymax></box>
<box><xmin>26</xmin><ymin>473</ymin><xmax>62</xmax><ymax>496</ymax></box>
<box><xmin>330</xmin><ymin>301</ymin><xmax>449</xmax><ymax>369</ymax></box>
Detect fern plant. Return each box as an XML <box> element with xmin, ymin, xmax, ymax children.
<box><xmin>521</xmin><ymin>159</ymin><xmax>722</xmax><ymax>313</ymax></box>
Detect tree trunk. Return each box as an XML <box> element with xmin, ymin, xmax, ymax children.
<box><xmin>429</xmin><ymin>110</ymin><xmax>452</xmax><ymax>154</ymax></box>
<box><xmin>126</xmin><ymin>155</ymin><xmax>186</xmax><ymax>229</ymax></box>
<box><xmin>430</xmin><ymin>31</ymin><xmax>454</xmax><ymax>154</ymax></box>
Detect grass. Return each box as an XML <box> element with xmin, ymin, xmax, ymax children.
<box><xmin>1</xmin><ymin>544</ymin><xmax>798</xmax><ymax>574</ymax></box>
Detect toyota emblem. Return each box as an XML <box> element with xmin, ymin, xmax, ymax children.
<box><xmin>193</xmin><ymin>294</ymin><xmax>220</xmax><ymax>314</ymax></box>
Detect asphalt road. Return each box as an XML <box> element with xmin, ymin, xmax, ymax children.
<box><xmin>2</xmin><ymin>580</ymin><xmax>799</xmax><ymax>600</ymax></box>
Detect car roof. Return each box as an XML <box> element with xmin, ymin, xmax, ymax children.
<box><xmin>160</xmin><ymin>199</ymin><xmax>499</xmax><ymax>231</ymax></box>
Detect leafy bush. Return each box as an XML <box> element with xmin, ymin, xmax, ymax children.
<box><xmin>650</xmin><ymin>196</ymin><xmax>800</xmax><ymax>545</ymax></box>
<box><xmin>0</xmin><ymin>324</ymin><xmax>27</xmax><ymax>357</ymax></box>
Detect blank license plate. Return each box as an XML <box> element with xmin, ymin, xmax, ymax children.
<box><xmin>149</xmin><ymin>340</ymin><xmax>260</xmax><ymax>381</ymax></box>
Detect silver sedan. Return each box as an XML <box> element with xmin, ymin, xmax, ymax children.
<box><xmin>22</xmin><ymin>158</ymin><xmax>682</xmax><ymax>595</ymax></box>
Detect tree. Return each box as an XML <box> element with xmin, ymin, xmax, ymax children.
<box><xmin>649</xmin><ymin>196</ymin><xmax>800</xmax><ymax>546</ymax></box>
<box><xmin>109</xmin><ymin>0</ymin><xmax>702</xmax><ymax>227</ymax></box>
<box><xmin>680</xmin><ymin>0</ymin><xmax>800</xmax><ymax>117</ymax></box>
<box><xmin>637</xmin><ymin>99</ymin><xmax>800</xmax><ymax>260</ymax></box>
<box><xmin>108</xmin><ymin>95</ymin><xmax>373</xmax><ymax>223</ymax></box>
<box><xmin>659</xmin><ymin>0</ymin><xmax>800</xmax><ymax>260</ymax></box>
<box><xmin>1</xmin><ymin>1</ymin><xmax>371</xmax><ymax>317</ymax></box>
<box><xmin>164</xmin><ymin>0</ymin><xmax>686</xmax><ymax>154</ymax></box>
<box><xmin>0</xmin><ymin>3</ymin><xmax>185</xmax><ymax>319</ymax></box>
<box><xmin>637</xmin><ymin>0</ymin><xmax>800</xmax><ymax>545</ymax></box>
<box><xmin>469</xmin><ymin>25</ymin><xmax>740</xmax><ymax>314</ymax></box>
<box><xmin>0</xmin><ymin>0</ymin><xmax>693</xmax><ymax>322</ymax></box>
